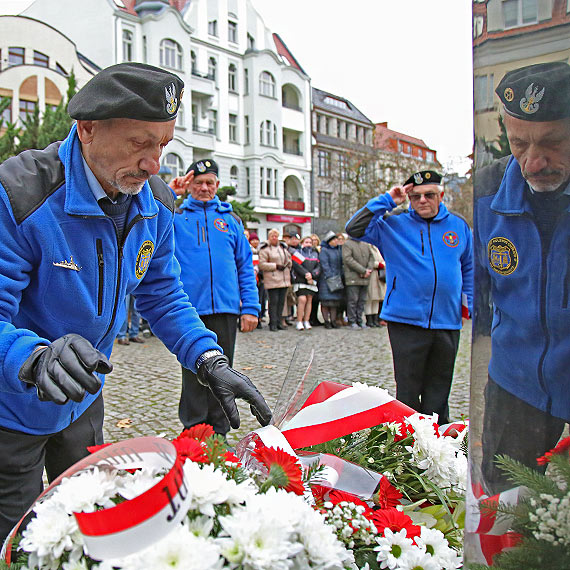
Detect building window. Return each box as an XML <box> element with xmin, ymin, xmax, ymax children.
<box><xmin>163</xmin><ymin>153</ymin><xmax>184</xmax><ymax>178</ymax></box>
<box><xmin>244</xmin><ymin>115</ymin><xmax>250</xmax><ymax>144</ymax></box>
<box><xmin>273</xmin><ymin>169</ymin><xmax>278</xmax><ymax>196</ymax></box>
<box><xmin>244</xmin><ymin>69</ymin><xmax>249</xmax><ymax>94</ymax></box>
<box><xmin>323</xmin><ymin>95</ymin><xmax>349</xmax><ymax>110</ymax></box>
<box><xmin>208</xmin><ymin>20</ymin><xmax>218</xmax><ymax>37</ymax></box>
<box><xmin>259</xmin><ymin>71</ymin><xmax>276</xmax><ymax>98</ymax></box>
<box><xmin>339</xmin><ymin>194</ymin><xmax>352</xmax><ymax>219</ymax></box>
<box><xmin>260</xmin><ymin>120</ymin><xmax>277</xmax><ymax>147</ymax></box>
<box><xmin>55</xmin><ymin>62</ymin><xmax>67</xmax><ymax>76</ymax></box>
<box><xmin>208</xmin><ymin>57</ymin><xmax>217</xmax><ymax>81</ymax></box>
<box><xmin>426</xmin><ymin>151</ymin><xmax>435</xmax><ymax>163</ymax></box>
<box><xmin>176</xmin><ymin>103</ymin><xmax>184</xmax><ymax>128</ymax></box>
<box><xmin>33</xmin><ymin>50</ymin><xmax>49</xmax><ymax>68</ymax></box>
<box><xmin>192</xmin><ymin>104</ymin><xmax>198</xmax><ymax>130</ymax></box>
<box><xmin>228</xmin><ymin>63</ymin><xmax>237</xmax><ymax>92</ymax></box>
<box><xmin>318</xmin><ymin>192</ymin><xmax>332</xmax><ymax>218</ymax></box>
<box><xmin>122</xmin><ymin>29</ymin><xmax>133</xmax><ymax>62</ymax></box>
<box><xmin>247</xmin><ymin>33</ymin><xmax>255</xmax><ymax>50</ymax></box>
<box><xmin>160</xmin><ymin>39</ymin><xmax>182</xmax><ymax>70</ymax></box>
<box><xmin>339</xmin><ymin>155</ymin><xmax>348</xmax><ymax>181</ymax></box>
<box><xmin>19</xmin><ymin>100</ymin><xmax>36</xmax><ymax>122</ymax></box>
<box><xmin>325</xmin><ymin>117</ymin><xmax>331</xmax><ymax>135</ymax></box>
<box><xmin>191</xmin><ymin>51</ymin><xmax>197</xmax><ymax>74</ymax></box>
<box><xmin>337</xmin><ymin>120</ymin><xmax>342</xmax><ymax>138</ymax></box>
<box><xmin>209</xmin><ymin>109</ymin><xmax>217</xmax><ymax>136</ymax></box>
<box><xmin>230</xmin><ymin>165</ymin><xmax>238</xmax><ymax>189</ymax></box>
<box><xmin>246</xmin><ymin>167</ymin><xmax>250</xmax><ymax>195</ymax></box>
<box><xmin>228</xmin><ymin>20</ymin><xmax>237</xmax><ymax>43</ymax></box>
<box><xmin>266</xmin><ymin>168</ymin><xmax>273</xmax><ymax>196</ymax></box>
<box><xmin>318</xmin><ymin>150</ymin><xmax>331</xmax><ymax>177</ymax></box>
<box><xmin>1</xmin><ymin>98</ymin><xmax>12</xmax><ymax>124</ymax></box>
<box><xmin>8</xmin><ymin>47</ymin><xmax>24</xmax><ymax>67</ymax></box>
<box><xmin>474</xmin><ymin>74</ymin><xmax>495</xmax><ymax>112</ymax></box>
<box><xmin>503</xmin><ymin>0</ymin><xmax>537</xmax><ymax>28</ymax></box>
<box><xmin>229</xmin><ymin>113</ymin><xmax>238</xmax><ymax>142</ymax></box>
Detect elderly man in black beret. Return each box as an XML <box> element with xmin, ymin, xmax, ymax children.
<box><xmin>474</xmin><ymin>61</ymin><xmax>570</xmax><ymax>493</ymax></box>
<box><xmin>0</xmin><ymin>63</ymin><xmax>271</xmax><ymax>544</ymax></box>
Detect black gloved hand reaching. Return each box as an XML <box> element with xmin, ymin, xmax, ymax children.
<box><xmin>19</xmin><ymin>333</ymin><xmax>113</xmax><ymax>405</ymax></box>
<box><xmin>197</xmin><ymin>354</ymin><xmax>272</xmax><ymax>429</ymax></box>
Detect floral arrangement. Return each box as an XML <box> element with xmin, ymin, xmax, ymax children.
<box><xmin>1</xmin><ymin>380</ymin><xmax>468</xmax><ymax>570</ymax></box>
<box><xmin>469</xmin><ymin>436</ymin><xmax>570</xmax><ymax>570</ymax></box>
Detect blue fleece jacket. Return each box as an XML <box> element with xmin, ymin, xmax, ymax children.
<box><xmin>346</xmin><ymin>194</ymin><xmax>473</xmax><ymax>330</ymax></box>
<box><xmin>0</xmin><ymin>125</ymin><xmax>220</xmax><ymax>435</ymax></box>
<box><xmin>174</xmin><ymin>195</ymin><xmax>260</xmax><ymax>317</ymax></box>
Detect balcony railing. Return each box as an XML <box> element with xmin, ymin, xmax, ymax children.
<box><xmin>284</xmin><ymin>199</ymin><xmax>305</xmax><ymax>211</ymax></box>
<box><xmin>192</xmin><ymin>125</ymin><xmax>216</xmax><ymax>135</ymax></box>
<box><xmin>283</xmin><ymin>147</ymin><xmax>303</xmax><ymax>156</ymax></box>
<box><xmin>282</xmin><ymin>102</ymin><xmax>302</xmax><ymax>111</ymax></box>
<box><xmin>191</xmin><ymin>68</ymin><xmax>215</xmax><ymax>81</ymax></box>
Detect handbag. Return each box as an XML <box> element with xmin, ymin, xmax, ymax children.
<box><xmin>325</xmin><ymin>274</ymin><xmax>344</xmax><ymax>292</ymax></box>
<box><xmin>378</xmin><ymin>268</ymin><xmax>386</xmax><ymax>282</ymax></box>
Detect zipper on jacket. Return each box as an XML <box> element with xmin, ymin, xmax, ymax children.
<box><xmin>96</xmin><ymin>239</ymin><xmax>104</xmax><ymax>316</ymax></box>
<box><xmin>427</xmin><ymin>221</ymin><xmax>438</xmax><ymax>328</ymax></box>
<box><xmin>196</xmin><ymin>221</ymin><xmax>201</xmax><ymax>245</ymax></box>
<box><xmin>203</xmin><ymin>205</ymin><xmax>215</xmax><ymax>312</ymax></box>
<box><xmin>420</xmin><ymin>230</ymin><xmax>424</xmax><ymax>255</ymax></box>
<box><xmin>386</xmin><ymin>276</ymin><xmax>396</xmax><ymax>305</ymax></box>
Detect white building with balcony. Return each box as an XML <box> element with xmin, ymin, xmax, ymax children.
<box><xmin>20</xmin><ymin>0</ymin><xmax>313</xmax><ymax>238</ymax></box>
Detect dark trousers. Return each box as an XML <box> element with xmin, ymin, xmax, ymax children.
<box><xmin>0</xmin><ymin>394</ymin><xmax>104</xmax><ymax>545</ymax></box>
<box><xmin>387</xmin><ymin>321</ymin><xmax>460</xmax><ymax>424</ymax></box>
<box><xmin>346</xmin><ymin>285</ymin><xmax>368</xmax><ymax>325</ymax></box>
<box><xmin>267</xmin><ymin>287</ymin><xmax>287</xmax><ymax>328</ymax></box>
<box><xmin>482</xmin><ymin>377</ymin><xmax>566</xmax><ymax>495</ymax></box>
<box><xmin>179</xmin><ymin>313</ymin><xmax>238</xmax><ymax>435</ymax></box>
<box><xmin>257</xmin><ymin>282</ymin><xmax>267</xmax><ymax>318</ymax></box>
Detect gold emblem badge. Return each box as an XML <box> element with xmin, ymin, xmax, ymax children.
<box><xmin>504</xmin><ymin>87</ymin><xmax>514</xmax><ymax>102</ymax></box>
<box><xmin>135</xmin><ymin>240</ymin><xmax>154</xmax><ymax>279</ymax></box>
<box><xmin>425</xmin><ymin>172</ymin><xmax>431</xmax><ymax>179</ymax></box>
<box><xmin>488</xmin><ymin>237</ymin><xmax>518</xmax><ymax>276</ymax></box>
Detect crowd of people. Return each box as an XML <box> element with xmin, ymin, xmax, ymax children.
<box><xmin>248</xmin><ymin>228</ymin><xmax>387</xmax><ymax>332</ymax></box>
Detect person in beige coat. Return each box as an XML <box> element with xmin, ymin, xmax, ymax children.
<box><xmin>258</xmin><ymin>228</ymin><xmax>292</xmax><ymax>331</ymax></box>
<box><xmin>342</xmin><ymin>237</ymin><xmax>375</xmax><ymax>329</ymax></box>
<box><xmin>365</xmin><ymin>244</ymin><xmax>386</xmax><ymax>327</ymax></box>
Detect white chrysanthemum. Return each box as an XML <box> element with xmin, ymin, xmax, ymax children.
<box><xmin>297</xmin><ymin>506</ymin><xmax>354</xmax><ymax>569</ymax></box>
<box><xmin>184</xmin><ymin>461</ymin><xmax>254</xmax><ymax>516</ymax></box>
<box><xmin>415</xmin><ymin>527</ymin><xmax>462</xmax><ymax>569</ymax></box>
<box><xmin>50</xmin><ymin>468</ymin><xmax>119</xmax><ymax>513</ymax></box>
<box><xmin>187</xmin><ymin>514</ymin><xmax>215</xmax><ymax>537</ymax></box>
<box><xmin>397</xmin><ymin>546</ymin><xmax>441</xmax><ymax>570</ymax></box>
<box><xmin>119</xmin><ymin>524</ymin><xmax>223</xmax><ymax>570</ymax></box>
<box><xmin>19</xmin><ymin>502</ymin><xmax>82</xmax><ymax>570</ymax></box>
<box><xmin>62</xmin><ymin>559</ymin><xmax>89</xmax><ymax>570</ymax></box>
<box><xmin>374</xmin><ymin>528</ymin><xmax>415</xmax><ymax>570</ymax></box>
<box><xmin>115</xmin><ymin>467</ymin><xmax>163</xmax><ymax>501</ymax></box>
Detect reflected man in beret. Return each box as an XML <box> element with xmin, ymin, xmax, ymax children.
<box><xmin>474</xmin><ymin>62</ymin><xmax>570</xmax><ymax>493</ymax></box>
<box><xmin>0</xmin><ymin>63</ymin><xmax>271</xmax><ymax>544</ymax></box>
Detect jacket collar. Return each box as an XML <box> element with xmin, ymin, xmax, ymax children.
<box><xmin>59</xmin><ymin>124</ymin><xmax>159</xmax><ymax>218</ymax></box>
<box><xmin>180</xmin><ymin>194</ymin><xmax>232</xmax><ymax>213</ymax></box>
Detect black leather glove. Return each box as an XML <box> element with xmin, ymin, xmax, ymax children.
<box><xmin>18</xmin><ymin>334</ymin><xmax>113</xmax><ymax>405</ymax></box>
<box><xmin>197</xmin><ymin>354</ymin><xmax>272</xmax><ymax>429</ymax></box>
<box><xmin>275</xmin><ymin>264</ymin><xmax>285</xmax><ymax>271</ymax></box>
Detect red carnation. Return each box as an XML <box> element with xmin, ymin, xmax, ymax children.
<box><xmin>253</xmin><ymin>446</ymin><xmax>305</xmax><ymax>495</ymax></box>
<box><xmin>537</xmin><ymin>436</ymin><xmax>570</xmax><ymax>465</ymax></box>
<box><xmin>327</xmin><ymin>489</ymin><xmax>369</xmax><ymax>509</ymax></box>
<box><xmin>367</xmin><ymin>508</ymin><xmax>421</xmax><ymax>539</ymax></box>
<box><xmin>374</xmin><ymin>477</ymin><xmax>403</xmax><ymax>509</ymax></box>
<box><xmin>179</xmin><ymin>423</ymin><xmax>215</xmax><ymax>442</ymax></box>
<box><xmin>172</xmin><ymin>435</ymin><xmax>209</xmax><ymax>463</ymax></box>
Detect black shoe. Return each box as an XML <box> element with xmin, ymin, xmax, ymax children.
<box><xmin>256</xmin><ymin>321</ymin><xmax>263</xmax><ymax>329</ymax></box>
<box><xmin>310</xmin><ymin>320</ymin><xmax>323</xmax><ymax>327</ymax></box>
<box><xmin>331</xmin><ymin>320</ymin><xmax>341</xmax><ymax>328</ymax></box>
<box><xmin>277</xmin><ymin>323</ymin><xmax>287</xmax><ymax>330</ymax></box>
<box><xmin>324</xmin><ymin>321</ymin><xmax>333</xmax><ymax>329</ymax></box>
<box><xmin>270</xmin><ymin>324</ymin><xmax>279</xmax><ymax>331</ymax></box>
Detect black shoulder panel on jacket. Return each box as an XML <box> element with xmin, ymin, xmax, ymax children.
<box><xmin>0</xmin><ymin>141</ymin><xmax>64</xmax><ymax>225</ymax></box>
<box><xmin>473</xmin><ymin>156</ymin><xmax>510</xmax><ymax>200</ymax></box>
<box><xmin>148</xmin><ymin>175</ymin><xmax>175</xmax><ymax>213</ymax></box>
<box><xmin>229</xmin><ymin>211</ymin><xmax>243</xmax><ymax>225</ymax></box>
<box><xmin>345</xmin><ymin>207</ymin><xmax>374</xmax><ymax>237</ymax></box>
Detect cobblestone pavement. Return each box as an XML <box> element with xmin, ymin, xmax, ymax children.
<box><xmin>103</xmin><ymin>322</ymin><xmax>471</xmax><ymax>446</ymax></box>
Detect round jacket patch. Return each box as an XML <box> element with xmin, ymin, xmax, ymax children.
<box><xmin>214</xmin><ymin>218</ymin><xmax>229</xmax><ymax>233</ymax></box>
<box><xmin>135</xmin><ymin>240</ymin><xmax>154</xmax><ymax>279</ymax></box>
<box><xmin>488</xmin><ymin>236</ymin><xmax>518</xmax><ymax>275</ymax></box>
<box><xmin>442</xmin><ymin>231</ymin><xmax>459</xmax><ymax>247</ymax></box>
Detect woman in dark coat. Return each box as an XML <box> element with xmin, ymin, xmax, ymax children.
<box><xmin>318</xmin><ymin>231</ymin><xmax>344</xmax><ymax>328</ymax></box>
<box><xmin>291</xmin><ymin>236</ymin><xmax>321</xmax><ymax>330</ymax></box>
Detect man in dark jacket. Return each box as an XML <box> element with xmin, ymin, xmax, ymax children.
<box><xmin>346</xmin><ymin>171</ymin><xmax>473</xmax><ymax>425</ymax></box>
<box><xmin>0</xmin><ymin>64</ymin><xmax>271</xmax><ymax>545</ymax></box>
<box><xmin>474</xmin><ymin>62</ymin><xmax>570</xmax><ymax>493</ymax></box>
<box><xmin>172</xmin><ymin>159</ymin><xmax>260</xmax><ymax>436</ymax></box>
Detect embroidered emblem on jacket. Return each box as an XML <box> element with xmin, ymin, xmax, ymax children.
<box><xmin>488</xmin><ymin>237</ymin><xmax>518</xmax><ymax>275</ymax></box>
<box><xmin>442</xmin><ymin>231</ymin><xmax>459</xmax><ymax>248</ymax></box>
<box><xmin>135</xmin><ymin>240</ymin><xmax>155</xmax><ymax>279</ymax></box>
<box><xmin>53</xmin><ymin>256</ymin><xmax>81</xmax><ymax>272</ymax></box>
<box><xmin>214</xmin><ymin>218</ymin><xmax>229</xmax><ymax>232</ymax></box>
<box><xmin>520</xmin><ymin>83</ymin><xmax>545</xmax><ymax>115</ymax></box>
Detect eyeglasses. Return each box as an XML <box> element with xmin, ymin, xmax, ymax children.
<box><xmin>408</xmin><ymin>192</ymin><xmax>439</xmax><ymax>202</ymax></box>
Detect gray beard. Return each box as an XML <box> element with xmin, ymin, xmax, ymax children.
<box><xmin>108</xmin><ymin>179</ymin><xmax>145</xmax><ymax>196</ymax></box>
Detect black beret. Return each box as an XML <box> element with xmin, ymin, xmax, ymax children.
<box><xmin>186</xmin><ymin>159</ymin><xmax>218</xmax><ymax>176</ymax></box>
<box><xmin>403</xmin><ymin>170</ymin><xmax>442</xmax><ymax>187</ymax></box>
<box><xmin>287</xmin><ymin>231</ymin><xmax>300</xmax><ymax>239</ymax></box>
<box><xmin>496</xmin><ymin>62</ymin><xmax>570</xmax><ymax>122</ymax></box>
<box><xmin>68</xmin><ymin>63</ymin><xmax>184</xmax><ymax>122</ymax></box>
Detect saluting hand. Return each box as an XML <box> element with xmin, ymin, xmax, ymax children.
<box><xmin>388</xmin><ymin>183</ymin><xmax>413</xmax><ymax>206</ymax></box>
<box><xmin>169</xmin><ymin>170</ymin><xmax>195</xmax><ymax>196</ymax></box>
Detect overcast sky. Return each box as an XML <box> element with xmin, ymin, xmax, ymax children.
<box><xmin>252</xmin><ymin>0</ymin><xmax>474</xmax><ymax>175</ymax></box>
<box><xmin>2</xmin><ymin>0</ymin><xmax>474</xmax><ymax>174</ymax></box>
